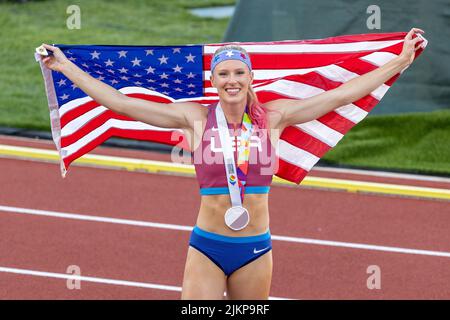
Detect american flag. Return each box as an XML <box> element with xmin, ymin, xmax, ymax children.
<box><xmin>35</xmin><ymin>32</ymin><xmax>427</xmax><ymax>183</ymax></box>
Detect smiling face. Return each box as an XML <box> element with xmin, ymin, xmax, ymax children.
<box><xmin>210</xmin><ymin>59</ymin><xmax>254</xmax><ymax>105</ymax></box>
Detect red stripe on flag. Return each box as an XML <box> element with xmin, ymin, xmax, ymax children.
<box><xmin>60</xmin><ymin>101</ymin><xmax>100</xmax><ymax>128</ymax></box>
<box><xmin>337</xmin><ymin>59</ymin><xmax>377</xmax><ymax>76</ymax></box>
<box><xmin>206</xmin><ymin>32</ymin><xmax>406</xmax><ymax>47</ymax></box>
<box><xmin>352</xmin><ymin>95</ymin><xmax>379</xmax><ymax>113</ymax></box>
<box><xmin>385</xmin><ymin>74</ymin><xmax>400</xmax><ymax>87</ymax></box>
<box><xmin>337</xmin><ymin>56</ymin><xmax>400</xmax><ymax>89</ymax></box>
<box><xmin>61</xmin><ymin>111</ymin><xmax>133</xmax><ymax>148</ymax></box>
<box><xmin>62</xmin><ymin>128</ymin><xmax>186</xmax><ymax>170</ymax></box>
<box><xmin>318</xmin><ymin>112</ymin><xmax>357</xmax><ymax>135</ymax></box>
<box><xmin>275</xmin><ymin>157</ymin><xmax>308</xmax><ymax>184</ymax></box>
<box><xmin>205</xmin><ymin>51</ymin><xmax>397</xmax><ymax>70</ymax></box>
<box><xmin>126</xmin><ymin>93</ymin><xmax>173</xmax><ymax>103</ymax></box>
<box><xmin>280</xmin><ymin>126</ymin><xmax>331</xmax><ymax>158</ymax></box>
<box><xmin>60</xmin><ymin>93</ymin><xmax>178</xmax><ymax>128</ymax></box>
<box><xmin>256</xmin><ymin>91</ymin><xmax>289</xmax><ymax>104</ymax></box>
<box><xmin>284</xmin><ymin>73</ymin><xmax>342</xmax><ymax>90</ymax></box>
<box><xmin>252</xmin><ymin>71</ymin><xmax>344</xmax><ymax>103</ymax></box>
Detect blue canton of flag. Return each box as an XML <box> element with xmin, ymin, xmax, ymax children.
<box><xmin>52</xmin><ymin>45</ymin><xmax>204</xmax><ymax>106</ymax></box>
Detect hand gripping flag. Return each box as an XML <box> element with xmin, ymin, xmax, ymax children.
<box><xmin>35</xmin><ymin>32</ymin><xmax>427</xmax><ymax>183</ymax></box>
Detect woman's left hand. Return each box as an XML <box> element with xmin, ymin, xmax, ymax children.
<box><xmin>398</xmin><ymin>28</ymin><xmax>426</xmax><ymax>66</ymax></box>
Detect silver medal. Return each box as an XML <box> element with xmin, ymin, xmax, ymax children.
<box><xmin>224</xmin><ymin>206</ymin><xmax>250</xmax><ymax>231</ymax></box>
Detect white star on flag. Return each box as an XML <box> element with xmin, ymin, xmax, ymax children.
<box><xmin>117</xmin><ymin>50</ymin><xmax>128</xmax><ymax>58</ymax></box>
<box><xmin>158</xmin><ymin>55</ymin><xmax>169</xmax><ymax>64</ymax></box>
<box><xmin>104</xmin><ymin>59</ymin><xmax>114</xmax><ymax>67</ymax></box>
<box><xmin>172</xmin><ymin>64</ymin><xmax>183</xmax><ymax>73</ymax></box>
<box><xmin>145</xmin><ymin>66</ymin><xmax>155</xmax><ymax>74</ymax></box>
<box><xmin>185</xmin><ymin>53</ymin><xmax>195</xmax><ymax>62</ymax></box>
<box><xmin>131</xmin><ymin>57</ymin><xmax>142</xmax><ymax>66</ymax></box>
<box><xmin>90</xmin><ymin>51</ymin><xmax>100</xmax><ymax>59</ymax></box>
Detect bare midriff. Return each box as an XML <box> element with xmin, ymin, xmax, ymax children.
<box><xmin>196</xmin><ymin>193</ymin><xmax>270</xmax><ymax>237</ymax></box>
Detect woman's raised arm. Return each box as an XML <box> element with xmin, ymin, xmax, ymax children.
<box><xmin>265</xmin><ymin>28</ymin><xmax>425</xmax><ymax>129</ymax></box>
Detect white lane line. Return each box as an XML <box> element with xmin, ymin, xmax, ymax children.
<box><xmin>0</xmin><ymin>205</ymin><xmax>192</xmax><ymax>232</ymax></box>
<box><xmin>271</xmin><ymin>235</ymin><xmax>450</xmax><ymax>258</ymax></box>
<box><xmin>0</xmin><ymin>266</ymin><xmax>180</xmax><ymax>292</ymax></box>
<box><xmin>1</xmin><ymin>205</ymin><xmax>450</xmax><ymax>258</ymax></box>
<box><xmin>0</xmin><ymin>266</ymin><xmax>290</xmax><ymax>300</ymax></box>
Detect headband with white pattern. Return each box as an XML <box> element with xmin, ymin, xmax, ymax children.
<box><xmin>211</xmin><ymin>49</ymin><xmax>252</xmax><ymax>72</ymax></box>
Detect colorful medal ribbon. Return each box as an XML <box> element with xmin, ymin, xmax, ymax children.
<box><xmin>216</xmin><ymin>103</ymin><xmax>252</xmax><ymax>231</ymax></box>
<box><xmin>234</xmin><ymin>109</ymin><xmax>252</xmax><ymax>203</ymax></box>
<box><xmin>215</xmin><ymin>102</ymin><xmax>252</xmax><ymax>208</ymax></box>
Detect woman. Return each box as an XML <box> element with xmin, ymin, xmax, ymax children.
<box><xmin>40</xmin><ymin>28</ymin><xmax>424</xmax><ymax>299</ymax></box>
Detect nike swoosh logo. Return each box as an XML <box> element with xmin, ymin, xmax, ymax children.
<box><xmin>253</xmin><ymin>247</ymin><xmax>270</xmax><ymax>254</ymax></box>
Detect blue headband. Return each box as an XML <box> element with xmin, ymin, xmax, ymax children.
<box><xmin>211</xmin><ymin>49</ymin><xmax>252</xmax><ymax>72</ymax></box>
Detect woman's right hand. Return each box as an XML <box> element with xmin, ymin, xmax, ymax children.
<box><xmin>40</xmin><ymin>43</ymin><xmax>71</xmax><ymax>73</ymax></box>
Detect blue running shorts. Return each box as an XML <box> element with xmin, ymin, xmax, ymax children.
<box><xmin>189</xmin><ymin>225</ymin><xmax>272</xmax><ymax>276</ymax></box>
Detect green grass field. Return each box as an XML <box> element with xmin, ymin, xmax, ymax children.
<box><xmin>322</xmin><ymin>110</ymin><xmax>450</xmax><ymax>175</ymax></box>
<box><xmin>0</xmin><ymin>0</ymin><xmax>449</xmax><ymax>176</ymax></box>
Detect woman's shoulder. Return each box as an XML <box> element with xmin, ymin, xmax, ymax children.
<box><xmin>172</xmin><ymin>102</ymin><xmax>216</xmax><ymax>132</ymax></box>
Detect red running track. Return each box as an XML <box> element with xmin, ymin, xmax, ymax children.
<box><xmin>0</xmin><ymin>143</ymin><xmax>450</xmax><ymax>299</ymax></box>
